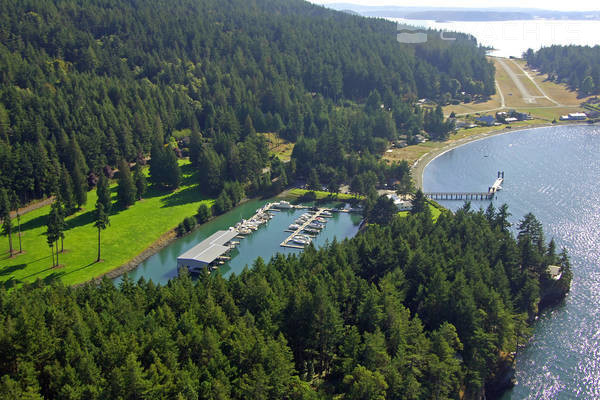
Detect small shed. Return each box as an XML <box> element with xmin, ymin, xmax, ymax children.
<box><xmin>546</xmin><ymin>265</ymin><xmax>562</xmax><ymax>281</ymax></box>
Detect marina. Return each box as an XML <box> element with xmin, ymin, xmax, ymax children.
<box><xmin>114</xmin><ymin>198</ymin><xmax>362</xmax><ymax>285</ymax></box>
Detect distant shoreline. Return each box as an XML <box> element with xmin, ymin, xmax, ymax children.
<box><xmin>411</xmin><ymin>122</ymin><xmax>594</xmax><ymax>190</ymax></box>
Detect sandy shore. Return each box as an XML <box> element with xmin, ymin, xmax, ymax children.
<box><xmin>410</xmin><ymin>123</ymin><xmax>561</xmax><ymax>189</ymax></box>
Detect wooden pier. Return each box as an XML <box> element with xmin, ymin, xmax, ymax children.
<box><xmin>425</xmin><ymin>171</ymin><xmax>504</xmax><ymax>201</ymax></box>
<box><xmin>281</xmin><ymin>208</ymin><xmax>328</xmax><ymax>249</ymax></box>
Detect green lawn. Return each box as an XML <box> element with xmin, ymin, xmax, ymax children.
<box><xmin>398</xmin><ymin>202</ymin><xmax>442</xmax><ymax>222</ymax></box>
<box><xmin>0</xmin><ymin>161</ymin><xmax>213</xmax><ymax>287</ymax></box>
<box><xmin>283</xmin><ymin>188</ymin><xmax>361</xmax><ymax>201</ymax></box>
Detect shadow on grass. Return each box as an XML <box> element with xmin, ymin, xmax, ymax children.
<box><xmin>62</xmin><ymin>260</ymin><xmax>100</xmax><ymax>277</ymax></box>
<box><xmin>20</xmin><ymin>214</ymin><xmax>49</xmax><ymax>232</ymax></box>
<box><xmin>0</xmin><ymin>264</ymin><xmax>26</xmax><ymax>276</ymax></box>
<box><xmin>160</xmin><ymin>185</ymin><xmax>208</xmax><ymax>208</ymax></box>
<box><xmin>1</xmin><ymin>277</ymin><xmax>22</xmax><ymax>289</ymax></box>
<box><xmin>66</xmin><ymin>210</ymin><xmax>96</xmax><ymax>230</ymax></box>
<box><xmin>43</xmin><ymin>271</ymin><xmax>65</xmax><ymax>285</ymax></box>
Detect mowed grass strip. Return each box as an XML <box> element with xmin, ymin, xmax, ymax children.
<box><xmin>284</xmin><ymin>188</ymin><xmax>360</xmax><ymax>201</ymax></box>
<box><xmin>0</xmin><ymin>161</ymin><xmax>213</xmax><ymax>287</ymax></box>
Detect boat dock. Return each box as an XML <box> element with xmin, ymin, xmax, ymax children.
<box><xmin>281</xmin><ymin>208</ymin><xmax>330</xmax><ymax>249</ymax></box>
<box><xmin>425</xmin><ymin>171</ymin><xmax>504</xmax><ymax>201</ymax></box>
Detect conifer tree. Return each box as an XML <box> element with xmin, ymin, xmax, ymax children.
<box><xmin>117</xmin><ymin>159</ymin><xmax>136</xmax><ymax>207</ymax></box>
<box><xmin>163</xmin><ymin>149</ymin><xmax>181</xmax><ymax>189</ymax></box>
<box><xmin>9</xmin><ymin>191</ymin><xmax>22</xmax><ymax>253</ymax></box>
<box><xmin>94</xmin><ymin>202</ymin><xmax>109</xmax><ymax>262</ymax></box>
<box><xmin>71</xmin><ymin>167</ymin><xmax>87</xmax><ymax>210</ymax></box>
<box><xmin>134</xmin><ymin>166</ymin><xmax>147</xmax><ymax>200</ymax></box>
<box><xmin>60</xmin><ymin>165</ymin><xmax>76</xmax><ymax>214</ymax></box>
<box><xmin>0</xmin><ymin>189</ymin><xmax>13</xmax><ymax>257</ymax></box>
<box><xmin>96</xmin><ymin>174</ymin><xmax>112</xmax><ymax>214</ymax></box>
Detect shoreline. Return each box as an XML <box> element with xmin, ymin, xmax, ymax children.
<box><xmin>410</xmin><ymin>122</ymin><xmax>591</xmax><ymax>190</ymax></box>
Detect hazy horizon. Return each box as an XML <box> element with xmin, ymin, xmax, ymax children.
<box><xmin>312</xmin><ymin>0</ymin><xmax>600</xmax><ymax>12</ymax></box>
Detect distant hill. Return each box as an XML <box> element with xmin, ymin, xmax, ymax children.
<box><xmin>324</xmin><ymin>3</ymin><xmax>600</xmax><ymax>21</ymax></box>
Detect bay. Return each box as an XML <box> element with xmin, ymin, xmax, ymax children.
<box><xmin>424</xmin><ymin>125</ymin><xmax>600</xmax><ymax>398</ymax></box>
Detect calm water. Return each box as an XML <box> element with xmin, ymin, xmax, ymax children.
<box><xmin>392</xmin><ymin>18</ymin><xmax>600</xmax><ymax>58</ymax></box>
<box><xmin>114</xmin><ymin>198</ymin><xmax>362</xmax><ymax>286</ymax></box>
<box><xmin>424</xmin><ymin>125</ymin><xmax>600</xmax><ymax>399</ymax></box>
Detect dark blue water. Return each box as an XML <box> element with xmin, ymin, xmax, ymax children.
<box><xmin>114</xmin><ymin>199</ymin><xmax>362</xmax><ymax>285</ymax></box>
<box><xmin>424</xmin><ymin>125</ymin><xmax>600</xmax><ymax>399</ymax></box>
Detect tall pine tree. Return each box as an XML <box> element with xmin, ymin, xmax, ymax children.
<box><xmin>117</xmin><ymin>159</ymin><xmax>136</xmax><ymax>207</ymax></box>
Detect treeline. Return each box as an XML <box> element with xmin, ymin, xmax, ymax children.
<box><xmin>524</xmin><ymin>46</ymin><xmax>600</xmax><ymax>95</ymax></box>
<box><xmin>0</xmin><ymin>203</ymin><xmax>570</xmax><ymax>399</ymax></box>
<box><xmin>0</xmin><ymin>0</ymin><xmax>493</xmax><ymax>203</ymax></box>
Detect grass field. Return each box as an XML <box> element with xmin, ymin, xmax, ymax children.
<box><xmin>282</xmin><ymin>188</ymin><xmax>360</xmax><ymax>202</ymax></box>
<box><xmin>0</xmin><ymin>161</ymin><xmax>213</xmax><ymax>287</ymax></box>
<box><xmin>262</xmin><ymin>132</ymin><xmax>295</xmax><ymax>162</ymax></box>
<box><xmin>398</xmin><ymin>202</ymin><xmax>442</xmax><ymax>222</ymax></box>
<box><xmin>511</xmin><ymin>59</ymin><xmax>593</xmax><ymax>107</ymax></box>
<box><xmin>383</xmin><ymin>118</ymin><xmax>547</xmax><ymax>166</ymax></box>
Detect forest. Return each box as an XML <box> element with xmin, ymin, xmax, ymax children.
<box><xmin>0</xmin><ymin>0</ymin><xmax>495</xmax><ymax>204</ymax></box>
<box><xmin>524</xmin><ymin>45</ymin><xmax>600</xmax><ymax>96</ymax></box>
<box><xmin>0</xmin><ymin>202</ymin><xmax>571</xmax><ymax>399</ymax></box>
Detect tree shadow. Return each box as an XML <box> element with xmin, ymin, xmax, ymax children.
<box><xmin>0</xmin><ymin>277</ymin><xmax>22</xmax><ymax>289</ymax></box>
<box><xmin>62</xmin><ymin>261</ymin><xmax>99</xmax><ymax>277</ymax></box>
<box><xmin>66</xmin><ymin>210</ymin><xmax>96</xmax><ymax>230</ymax></box>
<box><xmin>0</xmin><ymin>264</ymin><xmax>26</xmax><ymax>276</ymax></box>
<box><xmin>160</xmin><ymin>186</ymin><xmax>208</xmax><ymax>208</ymax></box>
<box><xmin>43</xmin><ymin>271</ymin><xmax>65</xmax><ymax>285</ymax></box>
<box><xmin>20</xmin><ymin>214</ymin><xmax>49</xmax><ymax>232</ymax></box>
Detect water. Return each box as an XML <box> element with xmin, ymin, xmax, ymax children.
<box><xmin>392</xmin><ymin>18</ymin><xmax>600</xmax><ymax>58</ymax></box>
<box><xmin>424</xmin><ymin>124</ymin><xmax>600</xmax><ymax>399</ymax></box>
<box><xmin>114</xmin><ymin>198</ymin><xmax>362</xmax><ymax>286</ymax></box>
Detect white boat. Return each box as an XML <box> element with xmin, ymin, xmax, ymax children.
<box><xmin>321</xmin><ymin>211</ymin><xmax>332</xmax><ymax>217</ymax></box>
<box><xmin>276</xmin><ymin>201</ymin><xmax>292</xmax><ymax>209</ymax></box>
<box><xmin>292</xmin><ymin>237</ymin><xmax>310</xmax><ymax>245</ymax></box>
<box><xmin>288</xmin><ymin>224</ymin><xmax>300</xmax><ymax>230</ymax></box>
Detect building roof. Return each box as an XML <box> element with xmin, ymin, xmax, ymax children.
<box><xmin>476</xmin><ymin>115</ymin><xmax>495</xmax><ymax>124</ymax></box>
<box><xmin>547</xmin><ymin>265</ymin><xmax>562</xmax><ymax>280</ymax></box>
<box><xmin>178</xmin><ymin>229</ymin><xmax>238</xmax><ymax>264</ymax></box>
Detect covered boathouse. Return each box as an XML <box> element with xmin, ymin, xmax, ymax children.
<box><xmin>177</xmin><ymin>229</ymin><xmax>238</xmax><ymax>273</ymax></box>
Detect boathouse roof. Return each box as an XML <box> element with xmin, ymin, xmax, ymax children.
<box><xmin>177</xmin><ymin>229</ymin><xmax>238</xmax><ymax>265</ymax></box>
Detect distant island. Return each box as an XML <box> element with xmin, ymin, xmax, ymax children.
<box><xmin>327</xmin><ymin>3</ymin><xmax>600</xmax><ymax>21</ymax></box>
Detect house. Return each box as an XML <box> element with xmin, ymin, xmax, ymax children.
<box><xmin>475</xmin><ymin>115</ymin><xmax>495</xmax><ymax>126</ymax></box>
<box><xmin>547</xmin><ymin>265</ymin><xmax>562</xmax><ymax>281</ymax></box>
<box><xmin>560</xmin><ymin>113</ymin><xmax>588</xmax><ymax>121</ymax></box>
<box><xmin>569</xmin><ymin>112</ymin><xmax>587</xmax><ymax>120</ymax></box>
<box><xmin>387</xmin><ymin>194</ymin><xmax>412</xmax><ymax>211</ymax></box>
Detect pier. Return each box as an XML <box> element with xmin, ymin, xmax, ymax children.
<box><xmin>425</xmin><ymin>171</ymin><xmax>504</xmax><ymax>201</ymax></box>
<box><xmin>281</xmin><ymin>208</ymin><xmax>330</xmax><ymax>249</ymax></box>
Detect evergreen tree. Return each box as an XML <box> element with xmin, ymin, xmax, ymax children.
<box><xmin>189</xmin><ymin>126</ymin><xmax>203</xmax><ymax>167</ymax></box>
<box><xmin>411</xmin><ymin>189</ymin><xmax>427</xmax><ymax>214</ymax></box>
<box><xmin>149</xmin><ymin>141</ymin><xmax>166</xmax><ymax>187</ymax></box>
<box><xmin>134</xmin><ymin>166</ymin><xmax>147</xmax><ymax>200</ymax></box>
<box><xmin>96</xmin><ymin>174</ymin><xmax>112</xmax><ymax>215</ymax></box>
<box><xmin>0</xmin><ymin>189</ymin><xmax>13</xmax><ymax>257</ymax></box>
<box><xmin>9</xmin><ymin>191</ymin><xmax>22</xmax><ymax>253</ymax></box>
<box><xmin>94</xmin><ymin>203</ymin><xmax>109</xmax><ymax>262</ymax></box>
<box><xmin>59</xmin><ymin>165</ymin><xmax>76</xmax><ymax>215</ymax></box>
<box><xmin>45</xmin><ymin>197</ymin><xmax>65</xmax><ymax>267</ymax></box>
<box><xmin>117</xmin><ymin>159</ymin><xmax>136</xmax><ymax>207</ymax></box>
<box><xmin>163</xmin><ymin>149</ymin><xmax>182</xmax><ymax>189</ymax></box>
<box><xmin>71</xmin><ymin>167</ymin><xmax>88</xmax><ymax>210</ymax></box>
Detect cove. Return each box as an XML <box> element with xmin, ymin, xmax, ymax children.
<box><xmin>114</xmin><ymin>197</ymin><xmax>362</xmax><ymax>286</ymax></box>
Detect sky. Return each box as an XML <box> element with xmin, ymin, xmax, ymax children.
<box><xmin>312</xmin><ymin>0</ymin><xmax>600</xmax><ymax>12</ymax></box>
